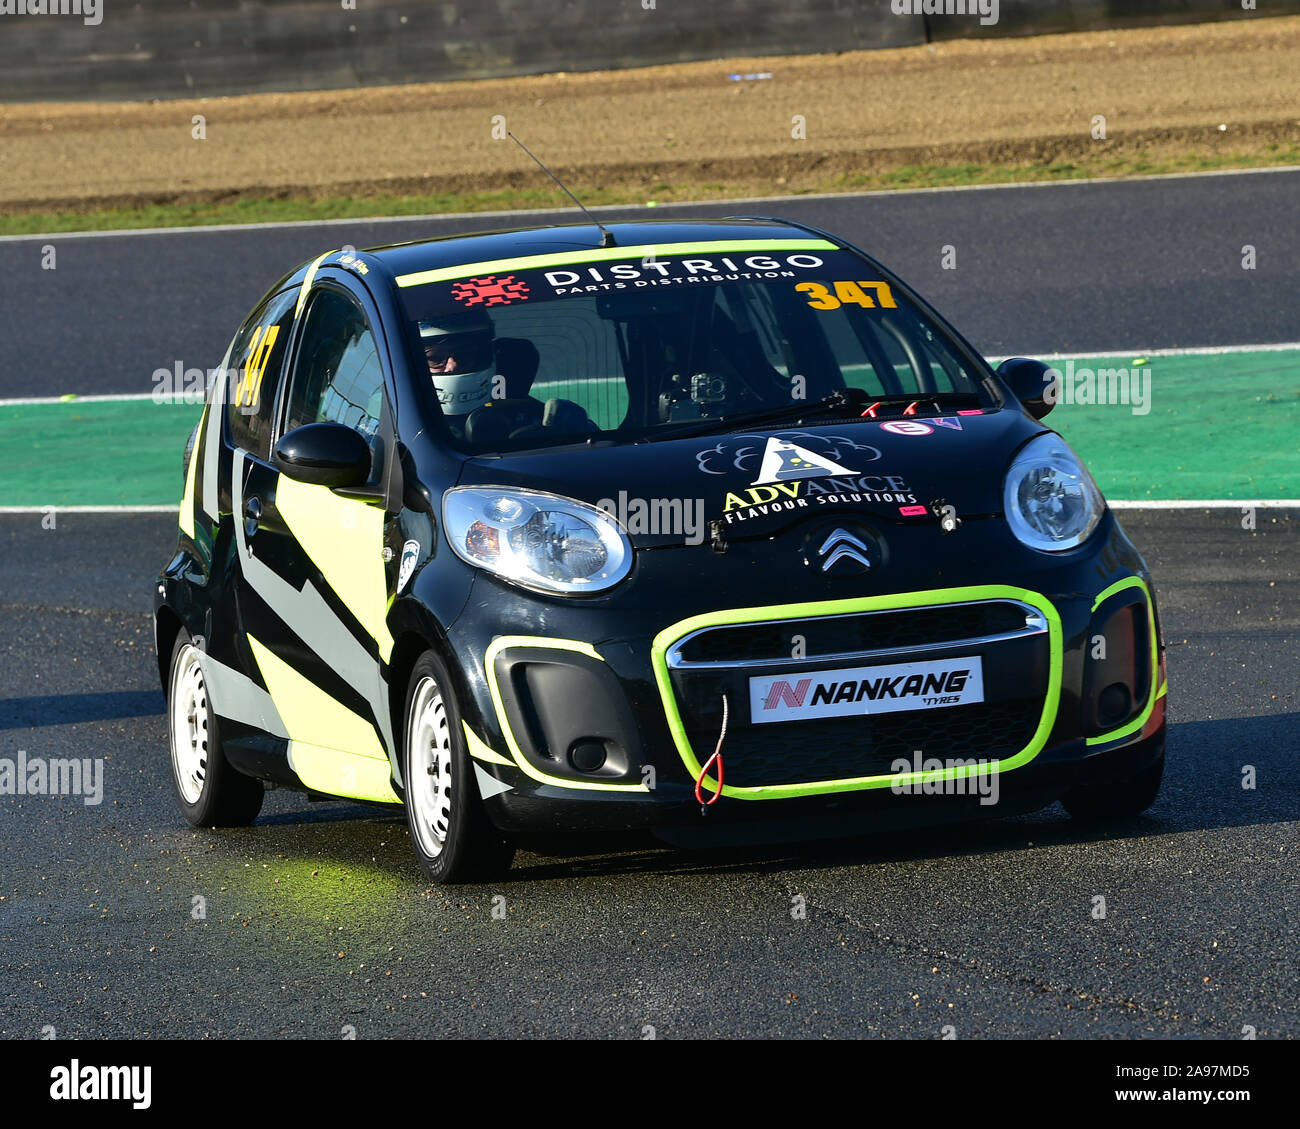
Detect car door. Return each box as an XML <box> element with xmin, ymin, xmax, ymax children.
<box><xmin>234</xmin><ymin>280</ymin><xmax>402</xmax><ymax>803</ymax></box>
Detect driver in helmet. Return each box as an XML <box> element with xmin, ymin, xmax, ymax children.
<box><xmin>421</xmin><ymin>311</ymin><xmax>496</xmax><ymax>434</ymax></box>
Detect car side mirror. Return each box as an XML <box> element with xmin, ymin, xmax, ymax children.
<box><xmin>996</xmin><ymin>357</ymin><xmax>1056</xmax><ymax>420</ymax></box>
<box><xmin>273</xmin><ymin>422</ymin><xmax>372</xmax><ymax>488</ymax></box>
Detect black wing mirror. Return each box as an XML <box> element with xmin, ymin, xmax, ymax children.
<box><xmin>996</xmin><ymin>357</ymin><xmax>1056</xmax><ymax>420</ymax></box>
<box><xmin>273</xmin><ymin>422</ymin><xmax>372</xmax><ymax>487</ymax></box>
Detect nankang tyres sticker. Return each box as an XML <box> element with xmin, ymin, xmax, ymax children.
<box><xmin>397</xmin><ymin>244</ymin><xmax>902</xmax><ymax>319</ymax></box>
<box><xmin>749</xmin><ymin>656</ymin><xmax>985</xmax><ymax>725</ymax></box>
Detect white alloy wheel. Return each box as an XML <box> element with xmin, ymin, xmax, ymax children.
<box><xmin>169</xmin><ymin>643</ymin><xmax>208</xmax><ymax>805</ymax></box>
<box><xmin>407</xmin><ymin>675</ymin><xmax>454</xmax><ymax>858</ymax></box>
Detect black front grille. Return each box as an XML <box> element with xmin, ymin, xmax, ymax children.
<box><xmin>676</xmin><ymin>602</ymin><xmax>1029</xmax><ymax>665</ymax></box>
<box><xmin>684</xmin><ymin>698</ymin><xmax>1042</xmax><ymax>789</ymax></box>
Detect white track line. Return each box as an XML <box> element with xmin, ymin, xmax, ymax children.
<box><xmin>1109</xmin><ymin>500</ymin><xmax>1299</xmax><ymax>509</ymax></box>
<box><xmin>0</xmin><ymin>504</ymin><xmax>180</xmax><ymax>514</ymax></box>
<box><xmin>989</xmin><ymin>343</ymin><xmax>1300</xmax><ymax>363</ymax></box>
<box><xmin>1</xmin><ymin>165</ymin><xmax>1296</xmax><ymax>243</ymax></box>
<box><xmin>0</xmin><ymin>392</ymin><xmax>175</xmax><ymax>406</ymax></box>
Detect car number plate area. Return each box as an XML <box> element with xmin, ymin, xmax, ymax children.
<box><xmin>749</xmin><ymin>656</ymin><xmax>985</xmax><ymax>724</ymax></box>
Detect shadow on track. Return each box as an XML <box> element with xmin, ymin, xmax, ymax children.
<box><xmin>0</xmin><ymin>689</ymin><xmax>163</xmax><ymax>730</ymax></box>
<box><xmin>179</xmin><ymin>711</ymin><xmax>1300</xmax><ymax>885</ymax></box>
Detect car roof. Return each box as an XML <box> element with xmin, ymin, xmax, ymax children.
<box><xmin>359</xmin><ymin>217</ymin><xmax>836</xmax><ymax>279</ymax></box>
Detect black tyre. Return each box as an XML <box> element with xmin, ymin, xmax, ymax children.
<box><xmin>1061</xmin><ymin>753</ymin><xmax>1164</xmax><ymax>822</ymax></box>
<box><xmin>402</xmin><ymin>650</ymin><xmax>515</xmax><ymax>883</ymax></box>
<box><xmin>166</xmin><ymin>630</ymin><xmax>264</xmax><ymax>827</ymax></box>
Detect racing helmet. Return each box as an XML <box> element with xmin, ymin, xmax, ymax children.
<box><xmin>420</xmin><ymin>311</ymin><xmax>495</xmax><ymax>417</ymax></box>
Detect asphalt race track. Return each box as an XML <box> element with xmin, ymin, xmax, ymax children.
<box><xmin>1</xmin><ymin>168</ymin><xmax>1299</xmax><ymax>399</ymax></box>
<box><xmin>1</xmin><ymin>173</ymin><xmax>1298</xmax><ymax>1038</ymax></box>
<box><xmin>0</xmin><ymin>508</ymin><xmax>1296</xmax><ymax>1038</ymax></box>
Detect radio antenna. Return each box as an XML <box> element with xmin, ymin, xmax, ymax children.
<box><xmin>507</xmin><ymin>132</ymin><xmax>617</xmax><ymax>248</ymax></box>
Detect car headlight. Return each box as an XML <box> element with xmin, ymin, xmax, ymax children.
<box><xmin>1002</xmin><ymin>433</ymin><xmax>1105</xmax><ymax>552</ymax></box>
<box><xmin>443</xmin><ymin>487</ymin><xmax>632</xmax><ymax>595</ymax></box>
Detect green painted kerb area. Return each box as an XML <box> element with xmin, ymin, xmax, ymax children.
<box><xmin>1041</xmin><ymin>349</ymin><xmax>1298</xmax><ymax>501</ymax></box>
<box><xmin>1</xmin><ymin>349</ymin><xmax>1296</xmax><ymax>507</ymax></box>
<box><xmin>1</xmin><ymin>399</ymin><xmax>202</xmax><ymax>507</ymax></box>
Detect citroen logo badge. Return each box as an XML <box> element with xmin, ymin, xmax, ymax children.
<box><xmin>817</xmin><ymin>527</ymin><xmax>873</xmax><ymax>573</ymax></box>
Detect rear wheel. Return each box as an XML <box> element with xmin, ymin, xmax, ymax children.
<box><xmin>402</xmin><ymin>650</ymin><xmax>514</xmax><ymax>883</ymax></box>
<box><xmin>167</xmin><ymin>631</ymin><xmax>264</xmax><ymax>826</ymax></box>
<box><xmin>1062</xmin><ymin>752</ymin><xmax>1164</xmax><ymax>822</ymax></box>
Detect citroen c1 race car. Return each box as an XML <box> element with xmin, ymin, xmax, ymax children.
<box><xmin>155</xmin><ymin>217</ymin><xmax>1168</xmax><ymax>882</ymax></box>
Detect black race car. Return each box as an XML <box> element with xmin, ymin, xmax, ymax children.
<box><xmin>155</xmin><ymin>218</ymin><xmax>1167</xmax><ymax>882</ymax></box>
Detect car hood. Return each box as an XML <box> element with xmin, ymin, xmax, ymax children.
<box><xmin>456</xmin><ymin>409</ymin><xmax>1046</xmax><ymax>548</ymax></box>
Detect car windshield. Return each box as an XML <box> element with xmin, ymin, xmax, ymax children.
<box><xmin>397</xmin><ymin>243</ymin><xmax>990</xmax><ymax>452</ymax></box>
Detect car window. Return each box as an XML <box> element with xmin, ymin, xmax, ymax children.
<box><xmin>488</xmin><ymin>302</ymin><xmax>628</xmax><ymax>430</ymax></box>
<box><xmin>225</xmin><ymin>289</ymin><xmax>296</xmax><ymax>460</ymax></box>
<box><xmin>397</xmin><ymin>246</ymin><xmax>988</xmax><ymax>453</ymax></box>
<box><xmin>283</xmin><ymin>288</ymin><xmax>387</xmax><ymax>439</ymax></box>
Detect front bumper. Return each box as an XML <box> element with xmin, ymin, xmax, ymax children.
<box><xmin>443</xmin><ymin>509</ymin><xmax>1167</xmax><ymax>836</ymax></box>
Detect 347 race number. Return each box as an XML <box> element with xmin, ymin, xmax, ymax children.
<box><xmin>796</xmin><ymin>280</ymin><xmax>898</xmax><ymax>310</ymax></box>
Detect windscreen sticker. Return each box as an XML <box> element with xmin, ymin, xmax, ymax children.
<box><xmin>451</xmin><ymin>275</ymin><xmax>531</xmax><ymax>308</ymax></box>
<box><xmin>543</xmin><ymin>251</ymin><xmax>826</xmax><ymax>296</ymax></box>
<box><xmin>398</xmin><ymin>249</ymin><xmax>879</xmax><ymax>322</ymax></box>
<box><xmin>394</xmin><ymin>239</ymin><xmax>838</xmax><ymax>289</ymax></box>
<box><xmin>796</xmin><ymin>280</ymin><xmax>897</xmax><ymax>310</ymax></box>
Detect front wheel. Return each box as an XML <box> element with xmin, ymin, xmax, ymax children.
<box><xmin>402</xmin><ymin>650</ymin><xmax>515</xmax><ymax>883</ymax></box>
<box><xmin>1061</xmin><ymin>752</ymin><xmax>1164</xmax><ymax>822</ymax></box>
<box><xmin>167</xmin><ymin>630</ymin><xmax>264</xmax><ymax>827</ymax></box>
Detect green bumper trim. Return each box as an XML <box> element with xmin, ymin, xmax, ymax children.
<box><xmin>1085</xmin><ymin>576</ymin><xmax>1161</xmax><ymax>747</ymax></box>
<box><xmin>395</xmin><ymin>239</ymin><xmax>838</xmax><ymax>288</ymax></box>
<box><xmin>650</xmin><ymin>585</ymin><xmax>1064</xmax><ymax>801</ymax></box>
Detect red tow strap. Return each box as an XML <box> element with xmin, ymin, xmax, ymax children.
<box><xmin>695</xmin><ymin>696</ymin><xmax>728</xmax><ymax>808</ymax></box>
<box><xmin>695</xmin><ymin>750</ymin><xmax>725</xmax><ymax>807</ymax></box>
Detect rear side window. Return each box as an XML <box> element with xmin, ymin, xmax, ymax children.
<box><xmin>283</xmin><ymin>289</ymin><xmax>386</xmax><ymax>439</ymax></box>
<box><xmin>225</xmin><ymin>289</ymin><xmax>297</xmax><ymax>460</ymax></box>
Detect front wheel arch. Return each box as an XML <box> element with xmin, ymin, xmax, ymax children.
<box><xmin>386</xmin><ymin>621</ymin><xmax>476</xmax><ymax>798</ymax></box>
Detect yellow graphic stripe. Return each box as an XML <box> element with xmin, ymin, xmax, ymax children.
<box><xmin>395</xmin><ymin>239</ymin><xmax>838</xmax><ymax>288</ymax></box>
<box><xmin>286</xmin><ymin>740</ymin><xmax>400</xmax><ymax>804</ymax></box>
<box><xmin>463</xmin><ymin>722</ymin><xmax>512</xmax><ymax>766</ymax></box>
<box><xmin>178</xmin><ymin>404</ymin><xmax>204</xmax><ymax>539</ymax></box>
<box><xmin>248</xmin><ymin>635</ymin><xmax>386</xmax><ymax>761</ymax></box>
<box><xmin>296</xmin><ymin>250</ymin><xmax>336</xmax><ymax>316</ymax></box>
<box><xmin>275</xmin><ymin>476</ymin><xmax>395</xmax><ymax>662</ymax></box>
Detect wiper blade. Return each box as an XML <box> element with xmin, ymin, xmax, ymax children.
<box><xmin>645</xmin><ymin>389</ymin><xmax>865</xmax><ymax>442</ymax></box>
